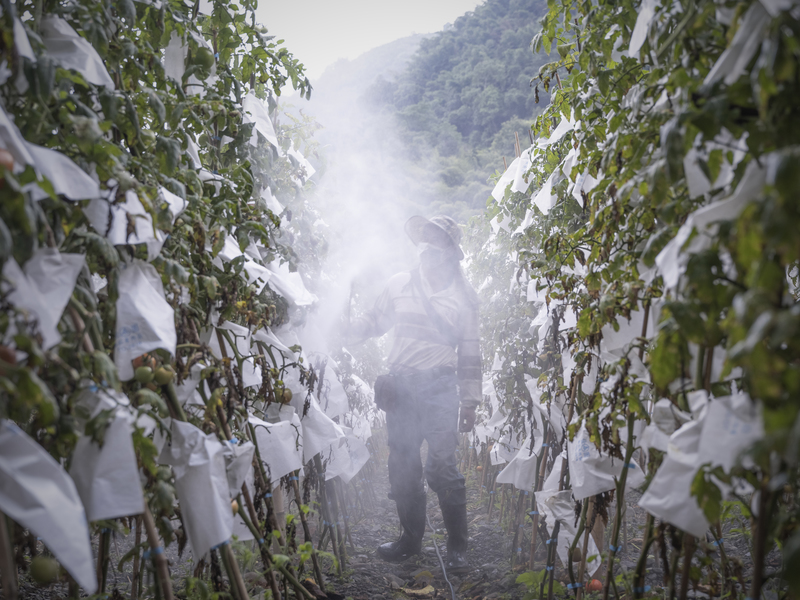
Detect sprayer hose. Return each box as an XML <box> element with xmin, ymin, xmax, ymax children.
<box><xmin>426</xmin><ymin>511</ymin><xmax>458</xmax><ymax>600</ymax></box>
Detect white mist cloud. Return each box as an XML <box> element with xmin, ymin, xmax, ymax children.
<box><xmin>256</xmin><ymin>0</ymin><xmax>482</xmax><ymax>80</ymax></box>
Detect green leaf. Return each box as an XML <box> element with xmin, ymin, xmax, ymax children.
<box><xmin>93</xmin><ymin>351</ymin><xmax>121</xmax><ymax>391</ymax></box>
<box><xmin>18</xmin><ymin>370</ymin><xmax>59</xmax><ymax>427</ymax></box>
<box><xmin>691</xmin><ymin>466</ymin><xmax>723</xmax><ymax>524</ymax></box>
<box><xmin>0</xmin><ymin>216</ymin><xmax>12</xmax><ymax>259</ymax></box>
<box><xmin>115</xmin><ymin>0</ymin><xmax>137</xmax><ymax>22</ymax></box>
<box><xmin>149</xmin><ymin>92</ymin><xmax>166</xmax><ymax>125</ymax></box>
<box><xmin>156</xmin><ymin>136</ymin><xmax>181</xmax><ymax>175</ymax></box>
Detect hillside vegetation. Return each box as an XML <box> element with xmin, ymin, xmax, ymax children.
<box><xmin>304</xmin><ymin>0</ymin><xmax>550</xmax><ymax>220</ymax></box>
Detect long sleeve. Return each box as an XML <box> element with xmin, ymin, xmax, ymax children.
<box><xmin>457</xmin><ymin>301</ymin><xmax>481</xmax><ymax>408</ymax></box>
<box><xmin>346</xmin><ymin>279</ymin><xmax>397</xmax><ymax>343</ymax></box>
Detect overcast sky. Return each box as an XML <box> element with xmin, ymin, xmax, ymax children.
<box><xmin>255</xmin><ymin>0</ymin><xmax>483</xmax><ymax>80</ymax></box>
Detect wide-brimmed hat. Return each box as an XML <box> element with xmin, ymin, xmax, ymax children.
<box><xmin>405</xmin><ymin>215</ymin><xmax>465</xmax><ymax>261</ymax></box>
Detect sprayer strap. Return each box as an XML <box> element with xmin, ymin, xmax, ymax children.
<box><xmin>410</xmin><ymin>268</ymin><xmax>460</xmax><ymax>347</ymax></box>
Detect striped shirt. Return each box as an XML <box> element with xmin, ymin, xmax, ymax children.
<box><xmin>350</xmin><ymin>269</ymin><xmax>482</xmax><ymax>408</ymax></box>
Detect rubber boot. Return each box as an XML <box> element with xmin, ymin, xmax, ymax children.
<box><xmin>440</xmin><ymin>493</ymin><xmax>469</xmax><ymax>571</ymax></box>
<box><xmin>377</xmin><ymin>494</ymin><xmax>425</xmax><ymax>562</ymax></box>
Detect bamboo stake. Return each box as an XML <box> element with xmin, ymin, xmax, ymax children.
<box><xmin>334</xmin><ymin>479</ymin><xmax>356</xmax><ymax>550</ymax></box>
<box><xmin>576</xmin><ymin>498</ymin><xmax>595</xmax><ymax>600</ymax></box>
<box><xmin>131</xmin><ymin>516</ymin><xmax>142</xmax><ymax>600</ymax></box>
<box><xmin>313</xmin><ymin>455</ymin><xmax>343</xmax><ymax>576</ymax></box>
<box><xmin>487</xmin><ymin>473</ymin><xmax>497</xmax><ymax>519</ymax></box>
<box><xmin>667</xmin><ymin>546</ymin><xmax>680</xmax><ymax>600</ymax></box>
<box><xmin>601</xmin><ymin>414</ymin><xmax>636</xmax><ymax>600</ymax></box>
<box><xmin>510</xmin><ymin>490</ymin><xmax>526</xmax><ymax>566</ymax></box>
<box><xmin>678</xmin><ymin>533</ymin><xmax>695</xmax><ymax>600</ymax></box>
<box><xmin>241</xmin><ymin>486</ymin><xmax>283</xmax><ymax>600</ymax></box>
<box><xmin>142</xmin><ymin>505</ymin><xmax>174</xmax><ymax>600</ymax></box>
<box><xmin>545</xmin><ymin>373</ymin><xmax>580</xmax><ymax>600</ymax></box>
<box><xmin>327</xmin><ymin>479</ymin><xmax>348</xmax><ymax>567</ymax></box>
<box><xmin>529</xmin><ymin>425</ymin><xmax>552</xmax><ymax>571</ymax></box>
<box><xmin>219</xmin><ymin>542</ymin><xmax>249</xmax><ymax>600</ymax></box>
<box><xmin>0</xmin><ymin>511</ymin><xmax>17</xmax><ymax>600</ymax></box>
<box><xmin>479</xmin><ymin>444</ymin><xmax>490</xmax><ymax>500</ymax></box>
<box><xmin>603</xmin><ymin>302</ymin><xmax>651</xmax><ymax>600</ymax></box>
<box><xmin>97</xmin><ymin>528</ymin><xmax>111</xmax><ymax>593</ymax></box>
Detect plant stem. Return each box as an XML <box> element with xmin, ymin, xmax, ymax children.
<box><xmin>237</xmin><ymin>504</ymin><xmax>314</xmax><ymax>600</ymax></box>
<box><xmin>569</xmin><ymin>498</ymin><xmax>589</xmax><ymax>593</ymax></box>
<box><xmin>292</xmin><ymin>473</ymin><xmax>326</xmax><ymax>592</ymax></box>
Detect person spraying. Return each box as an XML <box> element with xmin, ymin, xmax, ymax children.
<box><xmin>347</xmin><ymin>215</ymin><xmax>481</xmax><ymax>570</ymax></box>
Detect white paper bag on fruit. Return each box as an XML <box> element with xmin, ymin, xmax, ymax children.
<box><xmin>209</xmin><ymin>321</ymin><xmax>262</xmax><ymax>389</ymax></box>
<box><xmin>222</xmin><ymin>440</ymin><xmax>256</xmax><ymax>498</ymax></box>
<box><xmin>3</xmin><ymin>249</ymin><xmax>85</xmax><ymax>350</ymax></box>
<box><xmin>70</xmin><ymin>387</ymin><xmax>144</xmax><ymax>521</ymax></box>
<box><xmin>84</xmin><ymin>190</ymin><xmax>166</xmax><ymax>260</ymax></box>
<box><xmin>324</xmin><ymin>426</ymin><xmax>370</xmax><ymax>483</ymax></box>
<box><xmin>115</xmin><ymin>260</ymin><xmax>176</xmax><ymax>381</ymax></box>
<box><xmin>41</xmin><ymin>16</ymin><xmax>115</xmax><ymax>88</ymax></box>
<box><xmin>300</xmin><ymin>396</ymin><xmax>346</xmax><ymax>463</ymax></box>
<box><xmin>158</xmin><ymin>421</ymin><xmax>233</xmax><ymax>559</ymax></box>
<box><xmin>0</xmin><ymin>420</ymin><xmax>97</xmax><ymax>593</ymax></box>
<box><xmin>496</xmin><ymin>433</ymin><xmax>543</xmax><ymax>491</ymax></box>
<box><xmin>568</xmin><ymin>424</ymin><xmax>645</xmax><ymax>501</ymax></box>
<box><xmin>248</xmin><ymin>410</ymin><xmax>304</xmax><ymax>481</ymax></box>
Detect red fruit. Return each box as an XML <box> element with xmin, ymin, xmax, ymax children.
<box><xmin>587</xmin><ymin>579</ymin><xmax>603</xmax><ymax>592</ymax></box>
<box><xmin>0</xmin><ymin>149</ymin><xmax>13</xmax><ymax>172</ymax></box>
<box><xmin>132</xmin><ymin>353</ymin><xmax>157</xmax><ymax>370</ymax></box>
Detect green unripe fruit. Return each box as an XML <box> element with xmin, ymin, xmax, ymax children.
<box><xmin>774</xmin><ymin>153</ymin><xmax>800</xmax><ymax>200</ymax></box>
<box><xmin>30</xmin><ymin>556</ymin><xmax>60</xmax><ymax>585</ymax></box>
<box><xmin>193</xmin><ymin>47</ymin><xmax>215</xmax><ymax>70</ymax></box>
<box><xmin>135</xmin><ymin>366</ymin><xmax>154</xmax><ymax>384</ymax></box>
<box><xmin>154</xmin><ymin>366</ymin><xmax>175</xmax><ymax>386</ymax></box>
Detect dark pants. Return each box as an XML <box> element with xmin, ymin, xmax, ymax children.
<box><xmin>385</xmin><ymin>369</ymin><xmax>468</xmax><ymax>551</ymax></box>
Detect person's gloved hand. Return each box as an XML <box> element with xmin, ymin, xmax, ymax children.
<box><xmin>458</xmin><ymin>406</ymin><xmax>476</xmax><ymax>433</ymax></box>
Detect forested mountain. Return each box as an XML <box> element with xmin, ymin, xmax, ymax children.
<box><xmin>379</xmin><ymin>0</ymin><xmax>549</xmax><ymax>152</ymax></box>
<box><xmin>300</xmin><ymin>0</ymin><xmax>549</xmax><ymax>220</ymax></box>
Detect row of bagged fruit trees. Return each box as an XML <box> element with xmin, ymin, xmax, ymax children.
<box><xmin>466</xmin><ymin>0</ymin><xmax>800</xmax><ymax>598</ymax></box>
<box><xmin>0</xmin><ymin>1</ymin><xmax>381</xmax><ymax>598</ymax></box>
